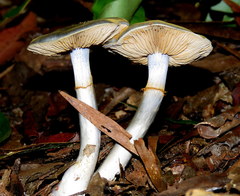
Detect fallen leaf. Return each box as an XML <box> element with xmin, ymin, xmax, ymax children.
<box><xmin>154</xmin><ymin>174</ymin><xmax>229</xmax><ymax>196</ymax></box>
<box><xmin>0</xmin><ymin>0</ymin><xmax>32</xmax><ymax>28</ymax></box>
<box><xmin>15</xmin><ymin>48</ymin><xmax>72</xmax><ymax>75</ymax></box>
<box><xmin>220</xmin><ymin>67</ymin><xmax>240</xmax><ymax>90</ymax></box>
<box><xmin>148</xmin><ymin>136</ymin><xmax>159</xmax><ymax>153</ymax></box>
<box><xmin>46</xmin><ymin>93</ymin><xmax>69</xmax><ymax>118</ymax></box>
<box><xmin>196</xmin><ymin>126</ymin><xmax>240</xmax><ymax>171</ymax></box>
<box><xmin>134</xmin><ymin>138</ymin><xmax>166</xmax><ymax>192</ymax></box>
<box><xmin>115</xmin><ymin>110</ymin><xmax>127</xmax><ymax>119</ymax></box>
<box><xmin>0</xmin><ymin>12</ymin><xmax>37</xmax><ymax>65</ymax></box>
<box><xmin>125</xmin><ymin>91</ymin><xmax>142</xmax><ymax>111</ymax></box>
<box><xmin>19</xmin><ymin>162</ymin><xmax>64</xmax><ymax>195</ymax></box>
<box><xmin>32</xmin><ymin>180</ymin><xmax>58</xmax><ymax>196</ymax></box>
<box><xmin>183</xmin><ymin>82</ymin><xmax>232</xmax><ymax>120</ymax></box>
<box><xmin>87</xmin><ymin>173</ymin><xmax>107</xmax><ymax>196</ymax></box>
<box><xmin>59</xmin><ymin>90</ymin><xmax>138</xmax><ymax>155</ymax></box>
<box><xmin>195</xmin><ymin>105</ymin><xmax>240</xmax><ymax>139</ymax></box>
<box><xmin>198</xmin><ymin>126</ymin><xmax>240</xmax><ymax>156</ymax></box>
<box><xmin>125</xmin><ymin>158</ymin><xmax>148</xmax><ymax>187</ymax></box>
<box><xmin>35</xmin><ymin>132</ymin><xmax>78</xmax><ymax>144</ymax></box>
<box><xmin>192</xmin><ymin>53</ymin><xmax>240</xmax><ymax>73</ymax></box>
<box><xmin>0</xmin><ymin>169</ymin><xmax>12</xmax><ymax>196</ymax></box>
<box><xmin>9</xmin><ymin>158</ymin><xmax>24</xmax><ymax>196</ymax></box>
<box><xmin>101</xmin><ymin>87</ymin><xmax>136</xmax><ymax>115</ymax></box>
<box><xmin>185</xmin><ymin>188</ymin><xmax>239</xmax><ymax>196</ymax></box>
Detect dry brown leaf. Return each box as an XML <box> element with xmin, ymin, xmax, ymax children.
<box><xmin>154</xmin><ymin>174</ymin><xmax>229</xmax><ymax>196</ymax></box>
<box><xmin>192</xmin><ymin>53</ymin><xmax>240</xmax><ymax>73</ymax></box>
<box><xmin>195</xmin><ymin>105</ymin><xmax>240</xmax><ymax>139</ymax></box>
<box><xmin>115</xmin><ymin>110</ymin><xmax>127</xmax><ymax>119</ymax></box>
<box><xmin>0</xmin><ymin>12</ymin><xmax>37</xmax><ymax>65</ymax></box>
<box><xmin>196</xmin><ymin>126</ymin><xmax>240</xmax><ymax>171</ymax></box>
<box><xmin>87</xmin><ymin>173</ymin><xmax>107</xmax><ymax>196</ymax></box>
<box><xmin>183</xmin><ymin>82</ymin><xmax>232</xmax><ymax>120</ymax></box>
<box><xmin>8</xmin><ymin>159</ymin><xmax>24</xmax><ymax>195</ymax></box>
<box><xmin>16</xmin><ymin>48</ymin><xmax>72</xmax><ymax>75</ymax></box>
<box><xmin>197</xmin><ymin>126</ymin><xmax>240</xmax><ymax>156</ymax></box>
<box><xmin>19</xmin><ymin>162</ymin><xmax>64</xmax><ymax>195</ymax></box>
<box><xmin>59</xmin><ymin>90</ymin><xmax>138</xmax><ymax>155</ymax></box>
<box><xmin>125</xmin><ymin>158</ymin><xmax>148</xmax><ymax>187</ymax></box>
<box><xmin>185</xmin><ymin>188</ymin><xmax>239</xmax><ymax>196</ymax></box>
<box><xmin>220</xmin><ymin>67</ymin><xmax>240</xmax><ymax>90</ymax></box>
<box><xmin>32</xmin><ymin>180</ymin><xmax>58</xmax><ymax>196</ymax></box>
<box><xmin>134</xmin><ymin>138</ymin><xmax>166</xmax><ymax>192</ymax></box>
<box><xmin>148</xmin><ymin>136</ymin><xmax>159</xmax><ymax>153</ymax></box>
<box><xmin>102</xmin><ymin>87</ymin><xmax>136</xmax><ymax>115</ymax></box>
<box><xmin>126</xmin><ymin>91</ymin><xmax>142</xmax><ymax>111</ymax></box>
<box><xmin>0</xmin><ymin>169</ymin><xmax>12</xmax><ymax>196</ymax></box>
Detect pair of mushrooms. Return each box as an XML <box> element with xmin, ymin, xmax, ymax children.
<box><xmin>28</xmin><ymin>18</ymin><xmax>212</xmax><ymax>195</ymax></box>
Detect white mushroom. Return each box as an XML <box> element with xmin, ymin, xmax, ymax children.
<box><xmin>96</xmin><ymin>20</ymin><xmax>213</xmax><ymax>181</ymax></box>
<box><xmin>27</xmin><ymin>18</ymin><xmax>129</xmax><ymax>196</ymax></box>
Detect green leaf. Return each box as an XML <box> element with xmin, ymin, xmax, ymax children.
<box><xmin>2</xmin><ymin>0</ymin><xmax>31</xmax><ymax>19</ymax></box>
<box><xmin>165</xmin><ymin>118</ymin><xmax>198</xmax><ymax>125</ymax></box>
<box><xmin>0</xmin><ymin>0</ymin><xmax>31</xmax><ymax>27</ymax></box>
<box><xmin>92</xmin><ymin>0</ymin><xmax>112</xmax><ymax>19</ymax></box>
<box><xmin>206</xmin><ymin>0</ymin><xmax>240</xmax><ymax>23</ymax></box>
<box><xmin>92</xmin><ymin>0</ymin><xmax>145</xmax><ymax>23</ymax></box>
<box><xmin>0</xmin><ymin>112</ymin><xmax>11</xmax><ymax>143</ymax></box>
<box><xmin>129</xmin><ymin>6</ymin><xmax>145</xmax><ymax>24</ymax></box>
<box><xmin>211</xmin><ymin>0</ymin><xmax>240</xmax><ymax>13</ymax></box>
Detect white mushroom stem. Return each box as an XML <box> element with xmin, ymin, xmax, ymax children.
<box><xmin>96</xmin><ymin>53</ymin><xmax>169</xmax><ymax>180</ymax></box>
<box><xmin>52</xmin><ymin>48</ymin><xmax>100</xmax><ymax>195</ymax></box>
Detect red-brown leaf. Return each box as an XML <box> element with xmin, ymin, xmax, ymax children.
<box><xmin>36</xmin><ymin>132</ymin><xmax>77</xmax><ymax>143</ymax></box>
<box><xmin>0</xmin><ymin>12</ymin><xmax>37</xmax><ymax>65</ymax></box>
<box><xmin>134</xmin><ymin>138</ymin><xmax>166</xmax><ymax>192</ymax></box>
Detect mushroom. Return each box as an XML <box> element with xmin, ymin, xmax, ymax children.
<box><xmin>95</xmin><ymin>20</ymin><xmax>213</xmax><ymax>180</ymax></box>
<box><xmin>27</xmin><ymin>18</ymin><xmax>129</xmax><ymax>195</ymax></box>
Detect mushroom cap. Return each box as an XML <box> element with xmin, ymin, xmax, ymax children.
<box><xmin>104</xmin><ymin>20</ymin><xmax>213</xmax><ymax>66</ymax></box>
<box><xmin>27</xmin><ymin>18</ymin><xmax>129</xmax><ymax>56</ymax></box>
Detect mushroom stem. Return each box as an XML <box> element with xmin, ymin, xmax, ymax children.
<box><xmin>52</xmin><ymin>48</ymin><xmax>100</xmax><ymax>195</ymax></box>
<box><xmin>96</xmin><ymin>53</ymin><xmax>169</xmax><ymax>180</ymax></box>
